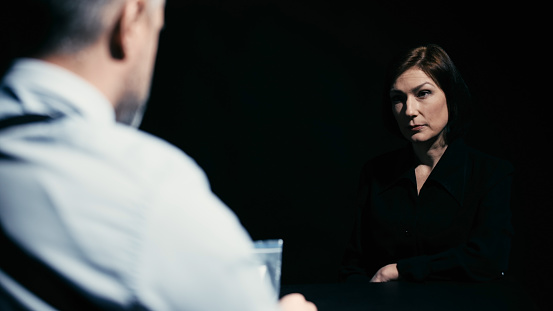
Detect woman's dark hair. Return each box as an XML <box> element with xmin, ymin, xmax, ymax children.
<box><xmin>382</xmin><ymin>44</ymin><xmax>472</xmax><ymax>144</ymax></box>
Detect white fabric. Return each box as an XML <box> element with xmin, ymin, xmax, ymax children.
<box><xmin>0</xmin><ymin>59</ymin><xmax>278</xmax><ymax>311</ymax></box>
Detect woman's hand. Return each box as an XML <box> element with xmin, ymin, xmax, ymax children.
<box><xmin>370</xmin><ymin>263</ymin><xmax>399</xmax><ymax>282</ymax></box>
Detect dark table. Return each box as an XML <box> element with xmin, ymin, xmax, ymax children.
<box><xmin>281</xmin><ymin>280</ymin><xmax>539</xmax><ymax>311</ymax></box>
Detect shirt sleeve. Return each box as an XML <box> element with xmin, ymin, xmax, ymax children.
<box><xmin>339</xmin><ymin>205</ymin><xmax>371</xmax><ymax>282</ymax></box>
<box><xmin>397</xmin><ymin>169</ymin><xmax>514</xmax><ymax>282</ymax></box>
<box><xmin>339</xmin><ymin>163</ymin><xmax>377</xmax><ymax>282</ymax></box>
<box><xmin>135</xmin><ymin>152</ymin><xmax>280</xmax><ymax>311</ymax></box>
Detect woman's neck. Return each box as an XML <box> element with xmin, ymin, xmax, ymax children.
<box><xmin>412</xmin><ymin>134</ymin><xmax>448</xmax><ymax>169</ymax></box>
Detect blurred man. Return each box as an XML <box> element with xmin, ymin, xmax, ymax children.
<box><xmin>0</xmin><ymin>1</ymin><xmax>316</xmax><ymax>310</ymax></box>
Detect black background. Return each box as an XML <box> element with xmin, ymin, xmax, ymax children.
<box><xmin>2</xmin><ymin>0</ymin><xmax>551</xmax><ymax>310</ymax></box>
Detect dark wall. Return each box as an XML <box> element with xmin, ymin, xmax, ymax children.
<box><xmin>140</xmin><ymin>0</ymin><xmax>550</xmax><ymax>309</ymax></box>
<box><xmin>1</xmin><ymin>0</ymin><xmax>549</xmax><ymax>310</ymax></box>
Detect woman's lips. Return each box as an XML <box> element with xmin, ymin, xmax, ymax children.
<box><xmin>408</xmin><ymin>125</ymin><xmax>425</xmax><ymax>131</ymax></box>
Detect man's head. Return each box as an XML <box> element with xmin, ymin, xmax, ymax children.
<box><xmin>27</xmin><ymin>0</ymin><xmax>166</xmax><ymax>126</ymax></box>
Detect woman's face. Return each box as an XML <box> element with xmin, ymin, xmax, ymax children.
<box><xmin>390</xmin><ymin>68</ymin><xmax>449</xmax><ymax>145</ymax></box>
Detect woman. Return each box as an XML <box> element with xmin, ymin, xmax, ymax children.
<box><xmin>340</xmin><ymin>44</ymin><xmax>513</xmax><ymax>282</ymax></box>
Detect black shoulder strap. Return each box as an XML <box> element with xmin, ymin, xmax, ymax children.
<box><xmin>0</xmin><ymin>227</ymin><xmax>126</xmax><ymax>311</ymax></box>
<box><xmin>0</xmin><ymin>114</ymin><xmax>55</xmax><ymax>132</ymax></box>
<box><xmin>0</xmin><ymin>114</ymin><xmax>146</xmax><ymax>311</ymax></box>
<box><xmin>0</xmin><ymin>114</ymin><xmax>59</xmax><ymax>160</ymax></box>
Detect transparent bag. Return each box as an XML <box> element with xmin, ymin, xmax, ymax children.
<box><xmin>252</xmin><ymin>239</ymin><xmax>283</xmax><ymax>300</ymax></box>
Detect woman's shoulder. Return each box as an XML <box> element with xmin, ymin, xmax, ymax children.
<box><xmin>445</xmin><ymin>141</ymin><xmax>514</xmax><ymax>194</ymax></box>
<box><xmin>462</xmin><ymin>142</ymin><xmax>514</xmax><ymax>176</ymax></box>
<box><xmin>359</xmin><ymin>144</ymin><xmax>413</xmax><ymax>182</ymax></box>
<box><xmin>363</xmin><ymin>145</ymin><xmax>408</xmax><ymax>167</ymax></box>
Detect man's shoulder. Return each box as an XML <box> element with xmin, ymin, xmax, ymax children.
<box><xmin>104</xmin><ymin>124</ymin><xmax>206</xmax><ymax>180</ymax></box>
<box><xmin>0</xmin><ymin>115</ymin><xmax>207</xmax><ymax>189</ymax></box>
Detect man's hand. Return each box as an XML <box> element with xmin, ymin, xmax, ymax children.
<box><xmin>279</xmin><ymin>293</ymin><xmax>317</xmax><ymax>311</ymax></box>
<box><xmin>370</xmin><ymin>263</ymin><xmax>399</xmax><ymax>282</ymax></box>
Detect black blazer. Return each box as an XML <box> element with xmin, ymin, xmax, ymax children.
<box><xmin>340</xmin><ymin>139</ymin><xmax>514</xmax><ymax>282</ymax></box>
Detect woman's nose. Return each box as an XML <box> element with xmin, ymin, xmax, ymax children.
<box><xmin>404</xmin><ymin>97</ymin><xmax>418</xmax><ymax>117</ymax></box>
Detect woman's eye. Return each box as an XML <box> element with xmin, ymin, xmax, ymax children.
<box><xmin>390</xmin><ymin>94</ymin><xmax>405</xmax><ymax>104</ymax></box>
<box><xmin>417</xmin><ymin>90</ymin><xmax>431</xmax><ymax>98</ymax></box>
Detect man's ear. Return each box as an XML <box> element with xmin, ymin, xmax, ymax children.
<box><xmin>109</xmin><ymin>0</ymin><xmax>147</xmax><ymax>60</ymax></box>
<box><xmin>109</xmin><ymin>20</ymin><xmax>124</xmax><ymax>60</ymax></box>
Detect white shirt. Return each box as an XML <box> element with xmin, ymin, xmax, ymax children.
<box><xmin>0</xmin><ymin>59</ymin><xmax>278</xmax><ymax>311</ymax></box>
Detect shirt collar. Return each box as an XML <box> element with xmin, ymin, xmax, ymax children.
<box><xmin>1</xmin><ymin>58</ymin><xmax>115</xmax><ymax>124</ymax></box>
<box><xmin>380</xmin><ymin>139</ymin><xmax>468</xmax><ymax>206</ymax></box>
<box><xmin>377</xmin><ymin>144</ymin><xmax>416</xmax><ymax>192</ymax></box>
<box><xmin>426</xmin><ymin>139</ymin><xmax>468</xmax><ymax>205</ymax></box>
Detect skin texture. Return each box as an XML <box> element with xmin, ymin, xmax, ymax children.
<box><xmin>114</xmin><ymin>0</ymin><xmax>165</xmax><ymax>126</ymax></box>
<box><xmin>390</xmin><ymin>67</ymin><xmax>449</xmax><ymax>147</ymax></box>
<box><xmin>370</xmin><ymin>264</ymin><xmax>399</xmax><ymax>283</ymax></box>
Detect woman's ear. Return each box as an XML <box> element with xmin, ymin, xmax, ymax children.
<box><xmin>108</xmin><ymin>0</ymin><xmax>147</xmax><ymax>60</ymax></box>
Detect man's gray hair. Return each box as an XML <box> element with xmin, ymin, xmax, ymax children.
<box><xmin>34</xmin><ymin>0</ymin><xmax>161</xmax><ymax>56</ymax></box>
<box><xmin>30</xmin><ymin>0</ymin><xmax>122</xmax><ymax>56</ymax></box>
